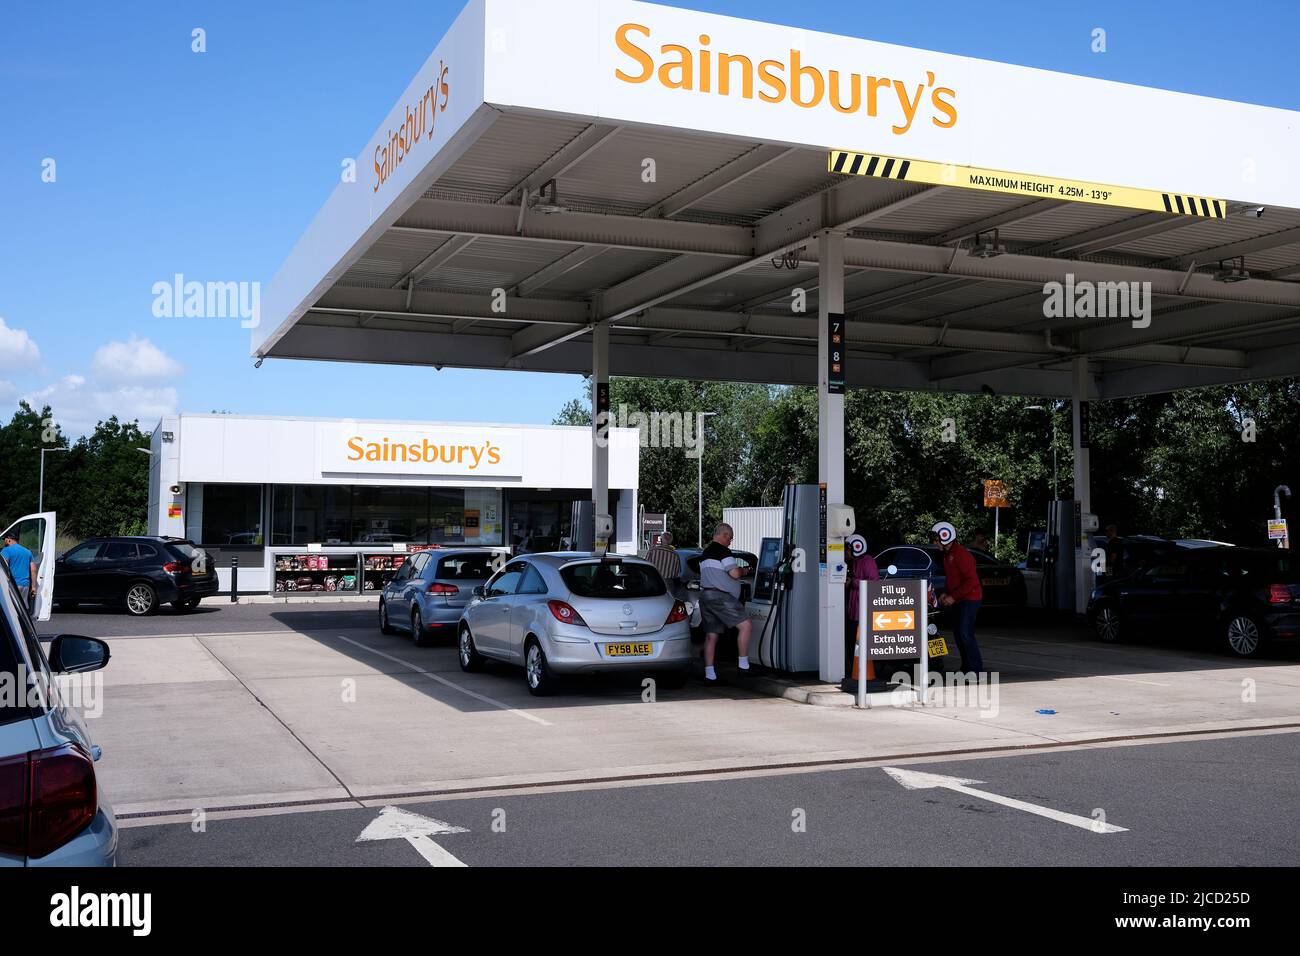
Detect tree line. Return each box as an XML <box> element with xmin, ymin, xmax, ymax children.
<box><xmin>555</xmin><ymin>378</ymin><xmax>1300</xmax><ymax>561</ymax></box>
<box><xmin>5</xmin><ymin>375</ymin><xmax>1294</xmax><ymax>558</ymax></box>
<box><xmin>0</xmin><ymin>402</ymin><xmax>151</xmax><ymax>544</ymax></box>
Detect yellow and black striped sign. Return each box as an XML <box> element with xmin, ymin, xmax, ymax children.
<box><xmin>828</xmin><ymin>149</ymin><xmax>1225</xmax><ymax>219</ymax></box>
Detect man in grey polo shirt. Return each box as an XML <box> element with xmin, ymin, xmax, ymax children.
<box><xmin>687</xmin><ymin>522</ymin><xmax>753</xmax><ymax>686</ymax></box>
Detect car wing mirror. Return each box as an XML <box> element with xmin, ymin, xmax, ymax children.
<box><xmin>48</xmin><ymin>635</ymin><xmax>110</xmax><ymax>674</ymax></box>
<box><xmin>472</xmin><ymin>585</ymin><xmax>487</xmax><ymax>599</ymax></box>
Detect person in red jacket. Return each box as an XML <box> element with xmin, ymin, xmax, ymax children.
<box><xmin>931</xmin><ymin>521</ymin><xmax>984</xmax><ymax>673</ymax></box>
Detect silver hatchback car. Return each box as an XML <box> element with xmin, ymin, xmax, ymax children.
<box><xmin>457</xmin><ymin>553</ymin><xmax>693</xmax><ymax>695</ymax></box>
<box><xmin>379</xmin><ymin>549</ymin><xmax>502</xmax><ymax>646</ymax></box>
<box><xmin>0</xmin><ymin>558</ymin><xmax>116</xmax><ymax>866</ymax></box>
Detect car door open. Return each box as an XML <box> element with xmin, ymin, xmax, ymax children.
<box><xmin>1</xmin><ymin>511</ymin><xmax>57</xmax><ymax>621</ymax></box>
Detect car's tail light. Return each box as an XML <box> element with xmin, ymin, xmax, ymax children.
<box><xmin>548</xmin><ymin>600</ymin><xmax>586</xmax><ymax>626</ymax></box>
<box><xmin>665</xmin><ymin>600</ymin><xmax>689</xmax><ymax>624</ymax></box>
<box><xmin>0</xmin><ymin>744</ymin><xmax>97</xmax><ymax>859</ymax></box>
<box><xmin>1267</xmin><ymin>584</ymin><xmax>1294</xmax><ymax>605</ymax></box>
<box><xmin>0</xmin><ymin>754</ymin><xmax>27</xmax><ymax>856</ymax></box>
<box><xmin>427</xmin><ymin>582</ymin><xmax>458</xmax><ymax>594</ymax></box>
<box><xmin>162</xmin><ymin>561</ymin><xmax>183</xmax><ymax>574</ymax></box>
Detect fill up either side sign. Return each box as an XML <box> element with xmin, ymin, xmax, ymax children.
<box><xmin>867</xmin><ymin>579</ymin><xmax>923</xmax><ymax>659</ymax></box>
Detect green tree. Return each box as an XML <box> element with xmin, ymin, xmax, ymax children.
<box><xmin>0</xmin><ymin>405</ymin><xmax>150</xmax><ymax>540</ymax></box>
<box><xmin>0</xmin><ymin>402</ymin><xmax>68</xmax><ymax>527</ymax></box>
<box><xmin>62</xmin><ymin>418</ymin><xmax>152</xmax><ymax>537</ymax></box>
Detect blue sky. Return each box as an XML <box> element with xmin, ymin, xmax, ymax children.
<box><xmin>2</xmin><ymin>0</ymin><xmax>1296</xmax><ymax>437</ymax></box>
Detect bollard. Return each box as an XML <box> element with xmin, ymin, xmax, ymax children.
<box><xmin>230</xmin><ymin>555</ymin><xmax>239</xmax><ymax>603</ymax></box>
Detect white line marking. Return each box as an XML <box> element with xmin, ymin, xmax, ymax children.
<box><xmin>357</xmin><ymin>805</ymin><xmax>469</xmax><ymax>866</ymax></box>
<box><xmin>883</xmin><ymin>766</ymin><xmax>1127</xmax><ymax>833</ymax></box>
<box><xmin>332</xmin><ymin>634</ymin><xmax>551</xmax><ymax>726</ymax></box>
<box><xmin>406</xmin><ymin>833</ymin><xmax>468</xmax><ymax>867</ymax></box>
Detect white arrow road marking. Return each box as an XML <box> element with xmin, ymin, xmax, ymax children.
<box><xmin>883</xmin><ymin>767</ymin><xmax>1128</xmax><ymax>833</ymax></box>
<box><xmin>357</xmin><ymin>805</ymin><xmax>471</xmax><ymax>866</ymax></box>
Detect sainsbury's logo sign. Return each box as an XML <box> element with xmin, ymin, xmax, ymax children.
<box><xmin>613</xmin><ymin>22</ymin><xmax>958</xmax><ymax>135</ymax></box>
<box><xmin>373</xmin><ymin>60</ymin><xmax>451</xmax><ymax>193</ymax></box>
<box><xmin>321</xmin><ymin>427</ymin><xmax>523</xmax><ymax>477</ymax></box>
<box><xmin>346</xmin><ymin>436</ymin><xmax>501</xmax><ymax>469</ymax></box>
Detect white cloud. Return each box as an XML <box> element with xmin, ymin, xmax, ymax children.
<box><xmin>21</xmin><ymin>336</ymin><xmax>184</xmax><ymax>437</ymax></box>
<box><xmin>0</xmin><ymin>317</ymin><xmax>40</xmax><ymax>365</ymax></box>
<box><xmin>23</xmin><ymin>376</ymin><xmax>179</xmax><ymax>437</ymax></box>
<box><xmin>91</xmin><ymin>336</ymin><xmax>183</xmax><ymax>385</ymax></box>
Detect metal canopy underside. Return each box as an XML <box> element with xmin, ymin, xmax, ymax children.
<box><xmin>266</xmin><ymin>111</ymin><xmax>1300</xmax><ymax>399</ymax></box>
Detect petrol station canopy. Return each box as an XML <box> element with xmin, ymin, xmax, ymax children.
<box><xmin>252</xmin><ymin>0</ymin><xmax>1300</xmax><ymax>400</ymax></box>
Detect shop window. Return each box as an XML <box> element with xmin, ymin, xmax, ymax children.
<box><xmin>198</xmin><ymin>484</ymin><xmax>263</xmax><ymax>546</ymax></box>
<box><xmin>352</xmin><ymin>486</ymin><xmax>427</xmax><ymax>544</ymax></box>
<box><xmin>273</xmin><ymin>485</ymin><xmax>353</xmax><ymax>545</ymax></box>
<box><xmin>508</xmin><ymin>499</ymin><xmax>576</xmax><ymax>552</ymax></box>
<box><xmin>269</xmin><ymin>485</ymin><xmax>503</xmax><ymax>546</ymax></box>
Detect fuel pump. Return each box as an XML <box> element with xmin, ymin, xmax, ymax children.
<box><xmin>750</xmin><ymin>484</ymin><xmax>835</xmax><ymax>673</ymax></box>
<box><xmin>1040</xmin><ymin>500</ymin><xmax>1098</xmax><ymax>613</ymax></box>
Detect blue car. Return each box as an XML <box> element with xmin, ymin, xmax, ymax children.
<box><xmin>379</xmin><ymin>548</ymin><xmax>502</xmax><ymax>646</ymax></box>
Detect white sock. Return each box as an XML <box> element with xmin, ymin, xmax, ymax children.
<box><xmin>738</xmin><ymin>656</ymin><xmax>750</xmax><ymax>669</ymax></box>
<box><xmin>705</xmin><ymin>665</ymin><xmax>717</xmax><ymax>680</ymax></box>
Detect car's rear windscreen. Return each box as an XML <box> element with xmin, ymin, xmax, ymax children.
<box><xmin>562</xmin><ymin>562</ymin><xmax>666</xmax><ymax>598</ymax></box>
<box><xmin>1235</xmin><ymin>553</ymin><xmax>1300</xmax><ymax>582</ymax></box>
<box><xmin>437</xmin><ymin>554</ymin><xmax>498</xmax><ymax>580</ymax></box>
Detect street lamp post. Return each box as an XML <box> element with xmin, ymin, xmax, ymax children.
<box><xmin>1274</xmin><ymin>485</ymin><xmax>1291</xmax><ymax>549</ymax></box>
<box><xmin>696</xmin><ymin>411</ymin><xmax>718</xmax><ymax>548</ymax></box>
<box><xmin>38</xmin><ymin>447</ymin><xmax>70</xmax><ymax>512</ymax></box>
<box><xmin>1027</xmin><ymin>405</ymin><xmax>1058</xmax><ymax>499</ymax></box>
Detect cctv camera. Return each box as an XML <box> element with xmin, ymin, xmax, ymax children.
<box><xmin>1229</xmin><ymin>203</ymin><xmax>1265</xmax><ymax>219</ymax></box>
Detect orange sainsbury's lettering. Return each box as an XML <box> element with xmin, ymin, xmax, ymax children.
<box><xmin>345</xmin><ymin>436</ymin><xmax>502</xmax><ymax>470</ymax></box>
<box><xmin>374</xmin><ymin>62</ymin><xmax>451</xmax><ymax>193</ymax></box>
<box><xmin>611</xmin><ymin>22</ymin><xmax>958</xmax><ymax>133</ymax></box>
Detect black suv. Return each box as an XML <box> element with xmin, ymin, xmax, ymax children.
<box><xmin>53</xmin><ymin>537</ymin><xmax>218</xmax><ymax>616</ymax></box>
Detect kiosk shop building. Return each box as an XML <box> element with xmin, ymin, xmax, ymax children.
<box><xmin>146</xmin><ymin>413</ymin><xmax>640</xmax><ymax>595</ymax></box>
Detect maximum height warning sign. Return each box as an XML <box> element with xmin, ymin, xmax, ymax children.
<box><xmin>867</xmin><ymin>579</ymin><xmax>924</xmax><ymax>659</ymax></box>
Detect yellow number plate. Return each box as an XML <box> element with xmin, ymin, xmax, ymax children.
<box><xmin>928</xmin><ymin>638</ymin><xmax>948</xmax><ymax>658</ymax></box>
<box><xmin>604</xmin><ymin>642</ymin><xmax>653</xmax><ymax>657</ymax></box>
<box><xmin>982</xmin><ymin>577</ymin><xmax>1009</xmax><ymax>587</ymax></box>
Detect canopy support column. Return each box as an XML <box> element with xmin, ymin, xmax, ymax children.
<box><xmin>592</xmin><ymin>321</ymin><xmax>610</xmax><ymax>549</ymax></box>
<box><xmin>1071</xmin><ymin>357</ymin><xmax>1093</xmax><ymax>613</ymax></box>
<box><xmin>818</xmin><ymin>229</ymin><xmax>847</xmax><ymax>683</ymax></box>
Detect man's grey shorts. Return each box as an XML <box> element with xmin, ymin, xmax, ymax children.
<box><xmin>698</xmin><ymin>589</ymin><xmax>746</xmax><ymax>633</ymax></box>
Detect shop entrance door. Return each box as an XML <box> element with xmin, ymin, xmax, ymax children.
<box><xmin>508</xmin><ymin>500</ymin><xmax>573</xmax><ymax>553</ymax></box>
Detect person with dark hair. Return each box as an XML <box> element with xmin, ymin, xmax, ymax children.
<box><xmin>1103</xmin><ymin>524</ymin><xmax>1125</xmax><ymax>579</ymax></box>
<box><xmin>1</xmin><ymin>530</ymin><xmax>36</xmax><ymax>613</ymax></box>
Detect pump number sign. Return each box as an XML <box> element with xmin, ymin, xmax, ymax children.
<box><xmin>866</xmin><ymin>579</ymin><xmax>923</xmax><ymax>659</ymax></box>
